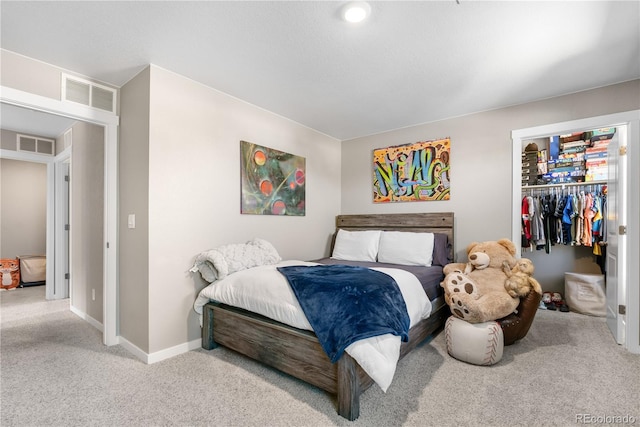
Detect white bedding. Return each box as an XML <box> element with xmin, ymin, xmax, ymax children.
<box><xmin>194</xmin><ymin>260</ymin><xmax>432</xmax><ymax>392</ymax></box>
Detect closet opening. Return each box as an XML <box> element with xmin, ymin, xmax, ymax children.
<box><xmin>519</xmin><ymin>128</ymin><xmax>611</xmax><ymax>297</ymax></box>
<box><xmin>511</xmin><ymin>110</ymin><xmax>639</xmax><ymax>355</ymax></box>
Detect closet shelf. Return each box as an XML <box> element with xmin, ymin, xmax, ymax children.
<box><xmin>522</xmin><ymin>180</ymin><xmax>606</xmax><ymax>191</ymax></box>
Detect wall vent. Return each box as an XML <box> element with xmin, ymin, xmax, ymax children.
<box><xmin>62</xmin><ymin>74</ymin><xmax>116</xmax><ymax>113</ymax></box>
<box><xmin>63</xmin><ymin>128</ymin><xmax>73</xmax><ymax>150</ymax></box>
<box><xmin>17</xmin><ymin>134</ymin><xmax>55</xmax><ymax>156</ymax></box>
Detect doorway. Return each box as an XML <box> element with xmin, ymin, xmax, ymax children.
<box><xmin>0</xmin><ymin>114</ymin><xmax>104</xmax><ymax>316</ymax></box>
<box><xmin>511</xmin><ymin>110</ymin><xmax>640</xmax><ymax>354</ymax></box>
<box><xmin>1</xmin><ymin>85</ymin><xmax>119</xmax><ymax>346</ymax></box>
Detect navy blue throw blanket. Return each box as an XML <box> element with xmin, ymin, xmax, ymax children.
<box><xmin>277</xmin><ymin>265</ymin><xmax>410</xmax><ymax>363</ymax></box>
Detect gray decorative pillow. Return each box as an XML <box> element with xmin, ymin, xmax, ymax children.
<box><xmin>432</xmin><ymin>233</ymin><xmax>452</xmax><ymax>267</ymax></box>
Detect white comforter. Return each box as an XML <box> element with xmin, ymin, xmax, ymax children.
<box><xmin>194</xmin><ymin>260</ymin><xmax>432</xmax><ymax>392</ymax></box>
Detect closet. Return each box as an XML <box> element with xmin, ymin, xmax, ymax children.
<box><xmin>519</xmin><ymin>127</ymin><xmax>614</xmax><ymax>295</ymax></box>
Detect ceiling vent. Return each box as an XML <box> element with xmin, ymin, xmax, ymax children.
<box><xmin>62</xmin><ymin>74</ymin><xmax>116</xmax><ymax>113</ymax></box>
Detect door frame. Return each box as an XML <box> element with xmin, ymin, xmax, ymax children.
<box><xmin>1</xmin><ymin>85</ymin><xmax>119</xmax><ymax>346</ymax></box>
<box><xmin>511</xmin><ymin>110</ymin><xmax>639</xmax><ymax>354</ymax></box>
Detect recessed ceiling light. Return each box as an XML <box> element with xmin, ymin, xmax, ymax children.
<box><xmin>342</xmin><ymin>1</ymin><xmax>371</xmax><ymax>23</ymax></box>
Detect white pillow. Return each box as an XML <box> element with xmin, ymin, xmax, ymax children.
<box><xmin>377</xmin><ymin>231</ymin><xmax>435</xmax><ymax>266</ymax></box>
<box><xmin>331</xmin><ymin>229</ymin><xmax>381</xmax><ymax>262</ymax></box>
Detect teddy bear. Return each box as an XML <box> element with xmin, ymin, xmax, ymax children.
<box><xmin>441</xmin><ymin>239</ymin><xmax>521</xmax><ymax>323</ymax></box>
<box><xmin>502</xmin><ymin>258</ymin><xmax>542</xmax><ymax>298</ymax></box>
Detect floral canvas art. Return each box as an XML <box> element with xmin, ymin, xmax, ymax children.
<box><xmin>240</xmin><ymin>140</ymin><xmax>306</xmax><ymax>215</ymax></box>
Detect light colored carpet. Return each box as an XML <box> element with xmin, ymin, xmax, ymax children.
<box><xmin>1</xmin><ymin>286</ymin><xmax>638</xmax><ymax>426</ymax></box>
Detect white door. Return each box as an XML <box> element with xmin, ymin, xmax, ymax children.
<box><xmin>63</xmin><ymin>161</ymin><xmax>70</xmax><ymax>298</ymax></box>
<box><xmin>51</xmin><ymin>157</ymin><xmax>70</xmax><ymax>300</ymax></box>
<box><xmin>606</xmin><ymin>128</ymin><xmax>626</xmax><ymax>344</ymax></box>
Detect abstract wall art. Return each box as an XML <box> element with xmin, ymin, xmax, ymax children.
<box><xmin>373</xmin><ymin>138</ymin><xmax>450</xmax><ymax>203</ymax></box>
<box><xmin>240</xmin><ymin>140</ymin><xmax>306</xmax><ymax>215</ymax></box>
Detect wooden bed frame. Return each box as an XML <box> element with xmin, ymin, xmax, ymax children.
<box><xmin>201</xmin><ymin>212</ymin><xmax>454</xmax><ymax>421</ymax></box>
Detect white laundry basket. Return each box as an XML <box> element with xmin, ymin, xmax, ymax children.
<box><xmin>564</xmin><ymin>272</ymin><xmax>605</xmax><ymax>317</ymax></box>
<box><xmin>18</xmin><ymin>255</ymin><xmax>46</xmax><ymax>285</ymax></box>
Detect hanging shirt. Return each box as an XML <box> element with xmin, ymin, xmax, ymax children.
<box><xmin>575</xmin><ymin>191</ymin><xmax>584</xmax><ymax>246</ymax></box>
<box><xmin>562</xmin><ymin>194</ymin><xmax>573</xmax><ymax>224</ymax></box>
<box><xmin>583</xmin><ymin>192</ymin><xmax>595</xmax><ymax>246</ymax></box>
<box><xmin>561</xmin><ymin>194</ymin><xmax>573</xmax><ymax>245</ymax></box>
<box><xmin>522</xmin><ymin>196</ymin><xmax>531</xmax><ymax>243</ymax></box>
<box><xmin>533</xmin><ymin>196</ymin><xmax>546</xmax><ymax>249</ymax></box>
<box><xmin>592</xmin><ymin>195</ymin><xmax>603</xmax><ymax>239</ymax></box>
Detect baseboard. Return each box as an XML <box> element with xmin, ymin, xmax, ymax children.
<box><xmin>69</xmin><ymin>305</ymin><xmax>103</xmax><ymax>332</ymax></box>
<box><xmin>118</xmin><ymin>337</ymin><xmax>149</xmax><ymax>363</ymax></box>
<box><xmin>147</xmin><ymin>338</ymin><xmax>202</xmax><ymax>364</ymax></box>
<box><xmin>119</xmin><ymin>336</ymin><xmax>202</xmax><ymax>364</ymax></box>
<box><xmin>68</xmin><ymin>304</ymin><xmax>202</xmax><ymax>364</ymax></box>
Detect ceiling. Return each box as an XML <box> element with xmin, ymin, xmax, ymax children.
<box><xmin>1</xmin><ymin>1</ymin><xmax>639</xmax><ymax>141</ymax></box>
<box><xmin>1</xmin><ymin>103</ymin><xmax>78</xmax><ymax>138</ymax></box>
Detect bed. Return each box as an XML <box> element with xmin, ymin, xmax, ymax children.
<box><xmin>196</xmin><ymin>212</ymin><xmax>454</xmax><ymax>420</ymax></box>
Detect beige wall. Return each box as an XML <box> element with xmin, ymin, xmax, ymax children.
<box><xmin>1</xmin><ymin>129</ymin><xmax>20</xmax><ymax>150</ymax></box>
<box><xmin>119</xmin><ymin>67</ymin><xmax>151</xmax><ymax>352</ymax></box>
<box><xmin>0</xmin><ymin>158</ymin><xmax>47</xmax><ymax>259</ymax></box>
<box><xmin>70</xmin><ymin>121</ymin><xmax>104</xmax><ymax>323</ymax></box>
<box><xmin>1</xmin><ymin>49</ymin><xmax>118</xmax><ymax>108</ymax></box>
<box><xmin>119</xmin><ymin>65</ymin><xmax>342</xmax><ymax>354</ymax></box>
<box><xmin>342</xmin><ymin>80</ymin><xmax>640</xmax><ymax>291</ymax></box>
<box><xmin>1</xmin><ymin>50</ymin><xmax>62</xmax><ymax>100</ymax></box>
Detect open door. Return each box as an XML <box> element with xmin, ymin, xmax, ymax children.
<box><xmin>606</xmin><ymin>128</ymin><xmax>627</xmax><ymax>344</ymax></box>
<box><xmin>50</xmin><ymin>154</ymin><xmax>70</xmax><ymax>300</ymax></box>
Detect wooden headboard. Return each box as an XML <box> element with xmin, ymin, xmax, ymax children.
<box><xmin>333</xmin><ymin>212</ymin><xmax>455</xmax><ymax>261</ymax></box>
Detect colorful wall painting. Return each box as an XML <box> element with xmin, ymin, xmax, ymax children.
<box><xmin>240</xmin><ymin>140</ymin><xmax>306</xmax><ymax>215</ymax></box>
<box><xmin>373</xmin><ymin>138</ymin><xmax>450</xmax><ymax>203</ymax></box>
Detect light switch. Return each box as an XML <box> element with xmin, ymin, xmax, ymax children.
<box><xmin>128</xmin><ymin>214</ymin><xmax>136</xmax><ymax>229</ymax></box>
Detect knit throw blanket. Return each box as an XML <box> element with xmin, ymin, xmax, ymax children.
<box><xmin>277</xmin><ymin>265</ymin><xmax>410</xmax><ymax>363</ymax></box>
<box><xmin>192</xmin><ymin>238</ymin><xmax>281</xmax><ymax>282</ymax></box>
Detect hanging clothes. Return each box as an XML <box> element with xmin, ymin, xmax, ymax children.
<box><xmin>531</xmin><ymin>196</ymin><xmax>546</xmax><ymax>250</ymax></box>
<box><xmin>592</xmin><ymin>195</ymin><xmax>603</xmax><ymax>247</ymax></box>
<box><xmin>575</xmin><ymin>191</ymin><xmax>585</xmax><ymax>246</ymax></box>
<box><xmin>521</xmin><ymin>196</ymin><xmax>531</xmax><ymax>249</ymax></box>
<box><xmin>520</xmin><ymin>183</ymin><xmax>608</xmax><ymax>256</ymax></box>
<box><xmin>593</xmin><ymin>187</ymin><xmax>607</xmax><ymax>274</ymax></box>
<box><xmin>541</xmin><ymin>194</ymin><xmax>555</xmax><ymax>253</ymax></box>
<box><xmin>583</xmin><ymin>192</ymin><xmax>595</xmax><ymax>247</ymax></box>
<box><xmin>561</xmin><ymin>193</ymin><xmax>573</xmax><ymax>245</ymax></box>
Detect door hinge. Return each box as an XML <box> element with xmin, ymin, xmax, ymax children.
<box><xmin>106</xmin><ymin>242</ymin><xmax>109</xmax><ymax>249</ymax></box>
<box><xmin>65</xmin><ymin>273</ymin><xmax>70</xmax><ymax>280</ymax></box>
<box><xmin>619</xmin><ymin>305</ymin><xmax>626</xmax><ymax>315</ymax></box>
<box><xmin>65</xmin><ymin>175</ymin><xmax>70</xmax><ymax>182</ymax></box>
<box><xmin>619</xmin><ymin>146</ymin><xmax>627</xmax><ymax>156</ymax></box>
<box><xmin>619</xmin><ymin>225</ymin><xmax>627</xmax><ymax>235</ymax></box>
<box><xmin>65</xmin><ymin>224</ymin><xmax>70</xmax><ymax>231</ymax></box>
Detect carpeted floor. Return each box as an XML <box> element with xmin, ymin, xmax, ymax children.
<box><xmin>1</xmin><ymin>286</ymin><xmax>638</xmax><ymax>426</ymax></box>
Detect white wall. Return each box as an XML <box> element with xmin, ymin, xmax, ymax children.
<box><xmin>0</xmin><ymin>158</ymin><xmax>46</xmax><ymax>259</ymax></box>
<box><xmin>119</xmin><ymin>65</ymin><xmax>342</xmax><ymax>355</ymax></box>
<box><xmin>70</xmin><ymin>121</ymin><xmax>104</xmax><ymax>323</ymax></box>
<box><xmin>341</xmin><ymin>80</ymin><xmax>640</xmax><ymax>263</ymax></box>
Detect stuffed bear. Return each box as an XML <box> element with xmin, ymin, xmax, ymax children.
<box><xmin>441</xmin><ymin>239</ymin><xmax>520</xmax><ymax>323</ymax></box>
<box><xmin>503</xmin><ymin>258</ymin><xmax>542</xmax><ymax>298</ymax></box>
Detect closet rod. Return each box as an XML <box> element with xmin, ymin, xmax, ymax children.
<box><xmin>521</xmin><ymin>180</ymin><xmax>606</xmax><ymax>191</ymax></box>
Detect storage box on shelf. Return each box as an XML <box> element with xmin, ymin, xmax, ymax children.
<box><xmin>521</xmin><ymin>151</ymin><xmax>540</xmax><ymax>186</ymax></box>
